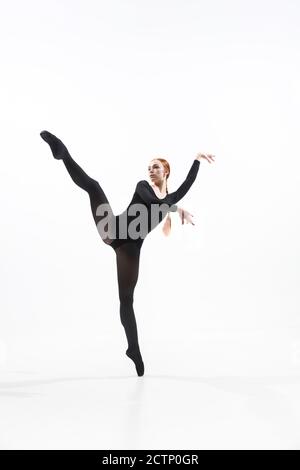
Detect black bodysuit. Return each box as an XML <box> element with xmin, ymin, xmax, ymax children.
<box><xmin>96</xmin><ymin>159</ymin><xmax>200</xmax><ymax>250</ymax></box>
<box><xmin>48</xmin><ymin>138</ymin><xmax>200</xmax><ymax>376</ymax></box>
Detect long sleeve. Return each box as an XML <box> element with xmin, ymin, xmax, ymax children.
<box><xmin>168</xmin><ymin>159</ymin><xmax>200</xmax><ymax>204</ymax></box>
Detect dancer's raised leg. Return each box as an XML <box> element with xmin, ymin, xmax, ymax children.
<box><xmin>40</xmin><ymin>130</ymin><xmax>115</xmax><ymax>244</ymax></box>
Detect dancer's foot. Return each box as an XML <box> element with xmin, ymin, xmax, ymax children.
<box><xmin>126</xmin><ymin>347</ymin><xmax>144</xmax><ymax>377</ymax></box>
<box><xmin>40</xmin><ymin>130</ymin><xmax>70</xmax><ymax>160</ymax></box>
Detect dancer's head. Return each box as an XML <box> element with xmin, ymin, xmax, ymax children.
<box><xmin>148</xmin><ymin>158</ymin><xmax>170</xmax><ymax>193</ymax></box>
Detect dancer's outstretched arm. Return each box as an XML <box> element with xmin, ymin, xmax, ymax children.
<box><xmin>168</xmin><ymin>152</ymin><xmax>215</xmax><ymax>204</ymax></box>
<box><xmin>167</xmin><ymin>159</ymin><xmax>200</xmax><ymax>204</ymax></box>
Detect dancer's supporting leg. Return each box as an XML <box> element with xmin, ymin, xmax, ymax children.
<box><xmin>40</xmin><ymin>130</ymin><xmax>114</xmax><ymax>244</ymax></box>
<box><xmin>115</xmin><ymin>242</ymin><xmax>144</xmax><ymax>376</ymax></box>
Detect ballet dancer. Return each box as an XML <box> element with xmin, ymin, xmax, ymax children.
<box><xmin>40</xmin><ymin>130</ymin><xmax>215</xmax><ymax>376</ymax></box>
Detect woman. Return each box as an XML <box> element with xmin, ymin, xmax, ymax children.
<box><xmin>40</xmin><ymin>130</ymin><xmax>215</xmax><ymax>376</ymax></box>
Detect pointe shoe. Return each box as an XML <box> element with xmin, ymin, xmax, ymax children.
<box><xmin>126</xmin><ymin>347</ymin><xmax>145</xmax><ymax>377</ymax></box>
<box><xmin>40</xmin><ymin>130</ymin><xmax>69</xmax><ymax>160</ymax></box>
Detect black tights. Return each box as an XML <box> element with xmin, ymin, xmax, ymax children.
<box><xmin>61</xmin><ymin>153</ymin><xmax>143</xmax><ymax>371</ymax></box>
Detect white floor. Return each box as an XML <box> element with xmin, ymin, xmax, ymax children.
<box><xmin>1</xmin><ymin>333</ymin><xmax>300</xmax><ymax>450</ymax></box>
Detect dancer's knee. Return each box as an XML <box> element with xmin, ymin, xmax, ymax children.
<box><xmin>119</xmin><ymin>291</ymin><xmax>134</xmax><ymax>306</ymax></box>
<box><xmin>88</xmin><ymin>178</ymin><xmax>101</xmax><ymax>194</ymax></box>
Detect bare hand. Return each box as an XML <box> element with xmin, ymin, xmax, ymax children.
<box><xmin>178</xmin><ymin>208</ymin><xmax>195</xmax><ymax>225</ymax></box>
<box><xmin>196</xmin><ymin>152</ymin><xmax>215</xmax><ymax>163</ymax></box>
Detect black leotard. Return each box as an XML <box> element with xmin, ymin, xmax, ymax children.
<box><xmin>45</xmin><ymin>137</ymin><xmax>200</xmax><ymax>376</ymax></box>
<box><xmin>106</xmin><ymin>159</ymin><xmax>200</xmax><ymax>250</ymax></box>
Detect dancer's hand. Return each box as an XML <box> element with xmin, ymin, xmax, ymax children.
<box><xmin>178</xmin><ymin>208</ymin><xmax>195</xmax><ymax>225</ymax></box>
<box><xmin>196</xmin><ymin>152</ymin><xmax>215</xmax><ymax>163</ymax></box>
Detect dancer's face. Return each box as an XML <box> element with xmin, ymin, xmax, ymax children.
<box><xmin>148</xmin><ymin>160</ymin><xmax>167</xmax><ymax>184</ymax></box>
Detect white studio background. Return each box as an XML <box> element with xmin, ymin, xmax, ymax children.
<box><xmin>0</xmin><ymin>0</ymin><xmax>300</xmax><ymax>450</ymax></box>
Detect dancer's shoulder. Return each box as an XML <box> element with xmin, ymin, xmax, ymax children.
<box><xmin>136</xmin><ymin>180</ymin><xmax>148</xmax><ymax>188</ymax></box>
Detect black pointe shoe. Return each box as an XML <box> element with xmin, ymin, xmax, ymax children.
<box><xmin>126</xmin><ymin>347</ymin><xmax>145</xmax><ymax>377</ymax></box>
<box><xmin>40</xmin><ymin>130</ymin><xmax>69</xmax><ymax>160</ymax></box>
